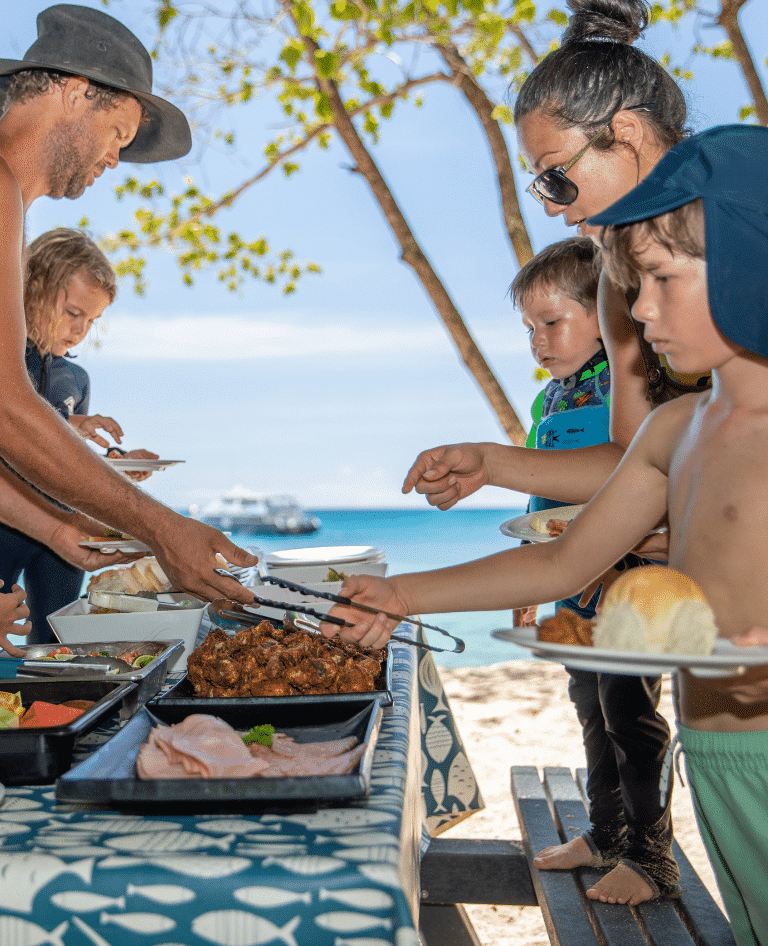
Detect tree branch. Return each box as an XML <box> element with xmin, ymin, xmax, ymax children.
<box><xmin>438</xmin><ymin>42</ymin><xmax>533</xmax><ymax>268</ymax></box>
<box><xmin>284</xmin><ymin>1</ymin><xmax>526</xmax><ymax>444</ymax></box>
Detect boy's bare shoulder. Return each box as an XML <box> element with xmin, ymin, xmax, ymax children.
<box><xmin>632</xmin><ymin>391</ymin><xmax>703</xmax><ymax>467</ymax></box>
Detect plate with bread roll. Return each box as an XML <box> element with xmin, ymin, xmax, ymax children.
<box><xmin>500</xmin><ymin>505</ymin><xmax>584</xmax><ymax>543</ymax></box>
<box><xmin>497</xmin><ymin>567</ymin><xmax>768</xmax><ymax>677</ymax></box>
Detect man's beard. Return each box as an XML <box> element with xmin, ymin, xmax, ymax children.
<box><xmin>46</xmin><ymin>117</ymin><xmax>98</xmax><ymax>200</ymax></box>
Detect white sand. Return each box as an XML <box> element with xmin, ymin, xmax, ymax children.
<box><xmin>436</xmin><ymin>659</ymin><xmax>726</xmax><ymax>946</ymax></box>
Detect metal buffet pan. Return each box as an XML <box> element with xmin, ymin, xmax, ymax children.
<box><xmin>160</xmin><ymin>611</ymin><xmax>395</xmax><ymax>707</ymax></box>
<box><xmin>56</xmin><ymin>697</ymin><xmax>383</xmax><ymax>809</ymax></box>
<box><xmin>1</xmin><ymin>640</ymin><xmax>184</xmax><ymax>716</ymax></box>
<box><xmin>0</xmin><ymin>678</ymin><xmax>137</xmax><ymax>785</ymax></box>
<box><xmin>215</xmin><ymin>565</ymin><xmax>466</xmax><ymax>654</ymax></box>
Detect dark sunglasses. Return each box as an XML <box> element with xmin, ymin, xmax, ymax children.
<box><xmin>525</xmin><ymin>104</ymin><xmax>652</xmax><ymax>207</ymax></box>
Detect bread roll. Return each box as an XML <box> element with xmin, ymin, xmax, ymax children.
<box><xmin>88</xmin><ymin>554</ymin><xmax>232</xmax><ymax>596</ymax></box>
<box><xmin>529</xmin><ymin>504</ymin><xmax>584</xmax><ymax>534</ymax></box>
<box><xmin>591</xmin><ymin>566</ymin><xmax>718</xmax><ymax>655</ymax></box>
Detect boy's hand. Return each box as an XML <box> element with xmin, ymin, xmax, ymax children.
<box><xmin>322</xmin><ymin>575</ymin><xmax>407</xmax><ymax>650</ymax></box>
<box><xmin>402</xmin><ymin>443</ymin><xmax>489</xmax><ymax>510</ymax></box>
<box><xmin>733</xmin><ymin>627</ymin><xmax>768</xmax><ymax>647</ymax></box>
<box><xmin>69</xmin><ymin>413</ymin><xmax>125</xmax><ymax>449</ymax></box>
<box><xmin>686</xmin><ymin>628</ymin><xmax>768</xmax><ymax>705</ymax></box>
<box><xmin>513</xmin><ymin>605</ymin><xmax>538</xmax><ymax>628</ymax></box>
<box><xmin>0</xmin><ymin>581</ymin><xmax>30</xmax><ymax>657</ymax></box>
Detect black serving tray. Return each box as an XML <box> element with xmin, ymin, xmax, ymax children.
<box><xmin>155</xmin><ymin>639</ymin><xmax>394</xmax><ymax>708</ymax></box>
<box><xmin>0</xmin><ymin>678</ymin><xmax>137</xmax><ymax>785</ymax></box>
<box><xmin>56</xmin><ymin>698</ymin><xmax>383</xmax><ymax>808</ymax></box>
<box><xmin>3</xmin><ymin>640</ymin><xmax>183</xmax><ymax>717</ymax></box>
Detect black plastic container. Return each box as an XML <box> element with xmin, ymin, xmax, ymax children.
<box><xmin>3</xmin><ymin>640</ymin><xmax>183</xmax><ymax>717</ymax></box>
<box><xmin>0</xmin><ymin>678</ymin><xmax>136</xmax><ymax>785</ymax></box>
<box><xmin>156</xmin><ymin>642</ymin><xmax>394</xmax><ymax>709</ymax></box>
<box><xmin>56</xmin><ymin>698</ymin><xmax>383</xmax><ymax>808</ymax></box>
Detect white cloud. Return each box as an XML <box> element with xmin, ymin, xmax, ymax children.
<box><xmin>80</xmin><ymin>312</ymin><xmax>531</xmax><ymax>362</ymax></box>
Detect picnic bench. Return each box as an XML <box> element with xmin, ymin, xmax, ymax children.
<box><xmin>419</xmin><ymin>765</ymin><xmax>736</xmax><ymax>946</ymax></box>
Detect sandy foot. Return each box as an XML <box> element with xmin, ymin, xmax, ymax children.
<box><xmin>533</xmin><ymin>835</ymin><xmax>602</xmax><ymax>870</ymax></box>
<box><xmin>585</xmin><ymin>862</ymin><xmax>656</xmax><ymax>905</ymax></box>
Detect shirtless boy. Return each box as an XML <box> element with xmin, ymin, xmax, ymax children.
<box><xmin>324</xmin><ymin>124</ymin><xmax>768</xmax><ymax>936</ymax></box>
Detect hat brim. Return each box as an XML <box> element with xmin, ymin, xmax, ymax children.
<box><xmin>0</xmin><ymin>59</ymin><xmax>191</xmax><ymax>163</ymax></box>
<box><xmin>587</xmin><ymin>130</ymin><xmax>768</xmax><ymax>361</ymax></box>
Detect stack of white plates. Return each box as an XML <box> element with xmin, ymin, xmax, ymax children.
<box><xmin>264</xmin><ymin>545</ymin><xmax>387</xmax><ymax>581</ymax></box>
<box><xmin>242</xmin><ymin>546</ymin><xmax>387</xmax><ymax>623</ymax></box>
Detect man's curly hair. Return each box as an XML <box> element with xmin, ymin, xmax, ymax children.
<box><xmin>1</xmin><ymin>69</ymin><xmax>149</xmax><ymax>124</ymax></box>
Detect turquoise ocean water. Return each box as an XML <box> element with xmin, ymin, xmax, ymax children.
<box><xmin>223</xmin><ymin>507</ymin><xmax>553</xmax><ymax>669</ymax></box>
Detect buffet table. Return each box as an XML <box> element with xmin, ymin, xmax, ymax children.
<box><xmin>0</xmin><ymin>627</ymin><xmax>482</xmax><ymax>946</ymax></box>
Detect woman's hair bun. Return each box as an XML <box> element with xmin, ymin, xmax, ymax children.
<box><xmin>563</xmin><ymin>0</ymin><xmax>649</xmax><ymax>46</ymax></box>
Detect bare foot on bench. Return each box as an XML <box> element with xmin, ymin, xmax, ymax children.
<box><xmin>585</xmin><ymin>862</ymin><xmax>656</xmax><ymax>905</ymax></box>
<box><xmin>534</xmin><ymin>835</ymin><xmax>603</xmax><ymax>870</ymax></box>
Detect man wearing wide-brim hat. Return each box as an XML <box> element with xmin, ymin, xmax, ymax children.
<box><xmin>0</xmin><ymin>5</ymin><xmax>256</xmax><ymax>656</ymax></box>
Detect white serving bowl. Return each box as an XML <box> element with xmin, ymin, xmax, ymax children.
<box><xmin>47</xmin><ymin>594</ymin><xmax>206</xmax><ymax>671</ymax></box>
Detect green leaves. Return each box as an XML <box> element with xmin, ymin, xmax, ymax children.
<box><xmin>101</xmin><ymin>174</ymin><xmax>320</xmax><ymax>296</ymax></box>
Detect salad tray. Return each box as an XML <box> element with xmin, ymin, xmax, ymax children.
<box><xmin>1</xmin><ymin>639</ymin><xmax>183</xmax><ymax>716</ymax></box>
<box><xmin>0</xmin><ymin>678</ymin><xmax>136</xmax><ymax>785</ymax></box>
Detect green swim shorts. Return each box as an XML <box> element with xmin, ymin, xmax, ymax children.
<box><xmin>677</xmin><ymin>724</ymin><xmax>768</xmax><ymax>946</ymax></box>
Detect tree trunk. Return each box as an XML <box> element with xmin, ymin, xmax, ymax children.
<box><xmin>287</xmin><ymin>13</ymin><xmax>528</xmax><ymax>444</ymax></box>
<box><xmin>438</xmin><ymin>43</ymin><xmax>534</xmax><ymax>268</ymax></box>
<box><xmin>718</xmin><ymin>0</ymin><xmax>768</xmax><ymax>125</ymax></box>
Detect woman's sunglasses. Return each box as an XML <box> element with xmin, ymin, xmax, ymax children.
<box><xmin>525</xmin><ymin>104</ymin><xmax>652</xmax><ymax>207</ymax></box>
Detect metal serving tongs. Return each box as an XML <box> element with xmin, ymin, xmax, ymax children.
<box><xmin>213</xmin><ymin>569</ymin><xmax>465</xmax><ymax>654</ymax></box>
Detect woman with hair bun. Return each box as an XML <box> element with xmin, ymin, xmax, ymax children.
<box><xmin>397</xmin><ymin>0</ymin><xmax>709</xmax><ymax>907</ymax></box>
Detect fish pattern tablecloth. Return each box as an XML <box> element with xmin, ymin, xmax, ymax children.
<box><xmin>0</xmin><ymin>638</ymin><xmax>426</xmax><ymax>946</ymax></box>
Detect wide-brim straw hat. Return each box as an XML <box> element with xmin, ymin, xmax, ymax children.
<box><xmin>0</xmin><ymin>4</ymin><xmax>191</xmax><ymax>163</ymax></box>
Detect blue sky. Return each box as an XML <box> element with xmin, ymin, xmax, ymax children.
<box><xmin>9</xmin><ymin>1</ymin><xmax>768</xmax><ymax>511</ymax></box>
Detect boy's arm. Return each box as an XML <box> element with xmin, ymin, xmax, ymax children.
<box><xmin>332</xmin><ymin>410</ymin><xmax>673</xmax><ymax>648</ymax></box>
<box><xmin>402</xmin><ymin>440</ymin><xmax>625</xmax><ymax>510</ymax></box>
<box><xmin>0</xmin><ymin>161</ymin><xmax>257</xmax><ymax>604</ymax></box>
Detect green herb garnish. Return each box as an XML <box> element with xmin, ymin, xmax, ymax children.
<box><xmin>242</xmin><ymin>723</ymin><xmax>274</xmax><ymax>747</ymax></box>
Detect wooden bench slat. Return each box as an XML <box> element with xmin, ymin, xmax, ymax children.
<box><xmin>572</xmin><ymin>769</ymin><xmax>736</xmax><ymax>946</ymax></box>
<box><xmin>543</xmin><ymin>766</ymin><xmax>694</xmax><ymax>946</ymax></box>
<box><xmin>542</xmin><ymin>768</ymin><xmax>681</xmax><ymax>946</ymax></box>
<box><xmin>574</xmin><ymin>768</ymin><xmax>735</xmax><ymax>946</ymax></box>
<box><xmin>670</xmin><ymin>838</ymin><xmax>737</xmax><ymax>946</ymax></box>
<box><xmin>511</xmin><ymin>766</ymin><xmax>602</xmax><ymax>946</ymax></box>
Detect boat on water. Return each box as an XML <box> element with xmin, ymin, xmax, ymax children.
<box><xmin>189</xmin><ymin>488</ymin><xmax>321</xmax><ymax>534</ymax></box>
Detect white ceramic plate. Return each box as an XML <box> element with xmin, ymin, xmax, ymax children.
<box><xmin>78</xmin><ymin>539</ymin><xmax>152</xmax><ymax>554</ymax></box>
<box><xmin>494</xmin><ymin>625</ymin><xmax>768</xmax><ymax>678</ymax></box>
<box><xmin>264</xmin><ymin>545</ymin><xmax>384</xmax><ymax>567</ymax></box>
<box><xmin>106</xmin><ymin>458</ymin><xmax>184</xmax><ymax>472</ymax></box>
<box><xmin>499</xmin><ymin>506</ymin><xmax>584</xmax><ymax>543</ymax></box>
